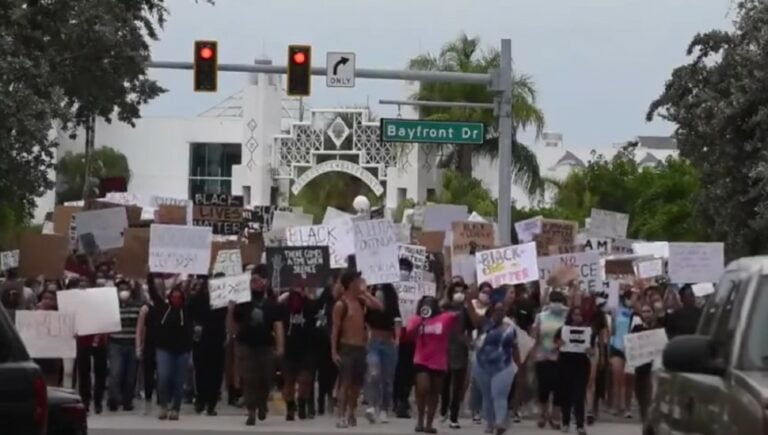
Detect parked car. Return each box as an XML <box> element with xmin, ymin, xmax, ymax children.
<box><xmin>0</xmin><ymin>304</ymin><xmax>48</xmax><ymax>435</ymax></box>
<box><xmin>645</xmin><ymin>256</ymin><xmax>768</xmax><ymax>434</ymax></box>
<box><xmin>48</xmin><ymin>387</ymin><xmax>87</xmax><ymax>435</ymax></box>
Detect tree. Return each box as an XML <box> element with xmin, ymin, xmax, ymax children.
<box><xmin>408</xmin><ymin>33</ymin><xmax>546</xmax><ymax>195</ymax></box>
<box><xmin>646</xmin><ymin>0</ymin><xmax>768</xmax><ymax>258</ymax></box>
<box><xmin>438</xmin><ymin>170</ymin><xmax>498</xmax><ymax>218</ymax></box>
<box><xmin>56</xmin><ymin>147</ymin><xmax>131</xmax><ymax>204</ymax></box>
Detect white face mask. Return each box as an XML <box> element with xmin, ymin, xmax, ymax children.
<box><xmin>452</xmin><ymin>292</ymin><xmax>465</xmax><ymax>303</ymax></box>
<box><xmin>119</xmin><ymin>290</ymin><xmax>131</xmax><ymax>301</ymax></box>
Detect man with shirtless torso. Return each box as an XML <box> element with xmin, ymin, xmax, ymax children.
<box><xmin>331</xmin><ymin>271</ymin><xmax>383</xmax><ymax>428</ymax></box>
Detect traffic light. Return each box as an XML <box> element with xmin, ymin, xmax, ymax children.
<box><xmin>287</xmin><ymin>45</ymin><xmax>311</xmax><ymax>96</ymax></box>
<box><xmin>194</xmin><ymin>40</ymin><xmax>218</xmax><ymax>92</ymax></box>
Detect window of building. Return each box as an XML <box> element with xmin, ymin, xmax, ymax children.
<box><xmin>188</xmin><ymin>143</ymin><xmax>242</xmax><ymax>199</ymax></box>
<box><xmin>426</xmin><ymin>188</ymin><xmax>437</xmax><ymax>202</ymax></box>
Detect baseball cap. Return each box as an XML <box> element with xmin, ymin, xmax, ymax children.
<box><xmin>340</xmin><ymin>270</ymin><xmax>362</xmax><ymax>290</ymax></box>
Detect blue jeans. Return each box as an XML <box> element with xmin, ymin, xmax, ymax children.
<box><xmin>473</xmin><ymin>363</ymin><xmax>516</xmax><ymax>429</ymax></box>
<box><xmin>364</xmin><ymin>337</ymin><xmax>398</xmax><ymax>411</ymax></box>
<box><xmin>108</xmin><ymin>341</ymin><xmax>138</xmax><ymax>407</ymax></box>
<box><xmin>156</xmin><ymin>349</ymin><xmax>190</xmax><ymax>411</ymax></box>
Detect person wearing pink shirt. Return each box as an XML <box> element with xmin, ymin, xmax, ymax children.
<box><xmin>405</xmin><ymin>296</ymin><xmax>459</xmax><ymax>434</ymax></box>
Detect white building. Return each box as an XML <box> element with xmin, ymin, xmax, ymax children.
<box><xmin>40</xmin><ymin>67</ymin><xmax>677</xmax><ymax>221</ymax></box>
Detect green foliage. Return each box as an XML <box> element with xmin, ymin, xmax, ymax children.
<box><xmin>438</xmin><ymin>170</ymin><xmax>498</xmax><ymax>218</ymax></box>
<box><xmin>393</xmin><ymin>198</ymin><xmax>417</xmax><ymax>223</ymax></box>
<box><xmin>290</xmin><ymin>172</ymin><xmax>381</xmax><ymax>224</ymax></box>
<box><xmin>647</xmin><ymin>0</ymin><xmax>768</xmax><ymax>258</ymax></box>
<box><xmin>56</xmin><ymin>147</ymin><xmax>132</xmax><ymax>204</ymax></box>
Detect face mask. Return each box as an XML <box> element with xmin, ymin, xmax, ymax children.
<box><xmin>452</xmin><ymin>293</ymin><xmax>465</xmax><ymax>303</ymax></box>
<box><xmin>478</xmin><ymin>293</ymin><xmax>490</xmax><ymax>304</ymax></box>
<box><xmin>119</xmin><ymin>290</ymin><xmax>130</xmax><ymax>301</ymax></box>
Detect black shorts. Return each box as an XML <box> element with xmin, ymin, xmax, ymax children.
<box><xmin>414</xmin><ymin>364</ymin><xmax>446</xmax><ymax>376</ymax></box>
<box><xmin>338</xmin><ymin>344</ymin><xmax>367</xmax><ymax>387</ymax></box>
<box><xmin>609</xmin><ymin>347</ymin><xmax>625</xmax><ymax>361</ymax></box>
<box><xmin>283</xmin><ymin>353</ymin><xmax>316</xmax><ymax>377</ymax></box>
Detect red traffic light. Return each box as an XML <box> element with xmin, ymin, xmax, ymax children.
<box><xmin>292</xmin><ymin>51</ymin><xmax>307</xmax><ymax>65</ymax></box>
<box><xmin>199</xmin><ymin>47</ymin><xmax>214</xmax><ymax>60</ymax></box>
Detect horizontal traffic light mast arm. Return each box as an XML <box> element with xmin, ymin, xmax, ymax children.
<box><xmin>147</xmin><ymin>61</ymin><xmax>491</xmax><ymax>86</ymax></box>
<box><xmin>379</xmin><ymin>99</ymin><xmax>495</xmax><ymax>110</ymax></box>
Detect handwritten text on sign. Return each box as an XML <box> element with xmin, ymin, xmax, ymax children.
<box><xmin>354</xmin><ymin>219</ymin><xmax>400</xmax><ymax>285</ymax></box>
<box><xmin>395</xmin><ymin>281</ymin><xmax>436</xmax><ymax>321</ymax></box>
<box><xmin>624</xmin><ymin>328</ymin><xmax>669</xmax><ymax>369</ymax></box>
<box><xmin>475</xmin><ymin>242</ymin><xmax>539</xmax><ymax>287</ymax></box>
<box><xmin>589</xmin><ymin>208</ymin><xmax>629</xmax><ymax>239</ymax></box>
<box><xmin>209</xmin><ymin>273</ymin><xmax>251</xmax><ymax>309</ymax></box>
<box><xmin>451</xmin><ymin>221</ymin><xmax>495</xmax><ymax>255</ymax></box>
<box><xmin>535</xmin><ymin>219</ymin><xmax>578</xmax><ymax>257</ymax></box>
<box><xmin>15</xmin><ymin>310</ymin><xmax>76</xmax><ymax>358</ymax></box>
<box><xmin>266</xmin><ymin>246</ymin><xmax>331</xmax><ymax>289</ymax></box>
<box><xmin>149</xmin><ymin>224</ymin><xmax>212</xmax><ymax>275</ymax></box>
<box><xmin>0</xmin><ymin>250</ymin><xmax>19</xmax><ymax>271</ymax></box>
<box><xmin>538</xmin><ymin>251</ymin><xmax>602</xmax><ymax>293</ymax></box>
<box><xmin>212</xmin><ymin>249</ymin><xmax>242</xmax><ymax>277</ymax></box>
<box><xmin>667</xmin><ymin>242</ymin><xmax>724</xmax><ymax>284</ymax></box>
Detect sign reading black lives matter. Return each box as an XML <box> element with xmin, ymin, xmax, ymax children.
<box><xmin>193</xmin><ymin>194</ymin><xmax>244</xmax><ymax>235</ymax></box>
<box><xmin>265</xmin><ymin>246</ymin><xmax>330</xmax><ymax>290</ymax></box>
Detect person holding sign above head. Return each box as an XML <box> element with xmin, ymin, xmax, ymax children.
<box><xmin>554</xmin><ymin>307</ymin><xmax>596</xmax><ymax>435</ymax></box>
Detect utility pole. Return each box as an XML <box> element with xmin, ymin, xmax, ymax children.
<box><xmin>496</xmin><ymin>39</ymin><xmax>514</xmax><ymax>245</ymax></box>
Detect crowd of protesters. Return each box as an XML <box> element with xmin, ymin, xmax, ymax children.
<box><xmin>0</xmin><ymin>252</ymin><xmax>704</xmax><ymax>435</ymax></box>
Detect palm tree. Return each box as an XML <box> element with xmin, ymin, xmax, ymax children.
<box><xmin>408</xmin><ymin>33</ymin><xmax>546</xmax><ymax>196</ymax></box>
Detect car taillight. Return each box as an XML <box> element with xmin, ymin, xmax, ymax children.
<box><xmin>61</xmin><ymin>403</ymin><xmax>87</xmax><ymax>425</ymax></box>
<box><xmin>32</xmin><ymin>375</ymin><xmax>48</xmax><ymax>433</ymax></box>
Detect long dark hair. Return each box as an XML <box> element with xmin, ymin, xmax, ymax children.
<box><xmin>564</xmin><ymin>307</ymin><xmax>584</xmax><ymax>326</ymax></box>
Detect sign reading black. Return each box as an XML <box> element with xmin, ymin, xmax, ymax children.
<box><xmin>243</xmin><ymin>205</ymin><xmax>293</xmax><ymax>233</ymax></box>
<box><xmin>192</xmin><ymin>194</ymin><xmax>244</xmax><ymax>235</ymax></box>
<box><xmin>266</xmin><ymin>245</ymin><xmax>330</xmax><ymax>290</ymax></box>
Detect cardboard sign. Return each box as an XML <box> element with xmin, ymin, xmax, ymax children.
<box><xmin>212</xmin><ymin>249</ymin><xmax>243</xmax><ymax>276</ymax></box>
<box><xmin>265</xmin><ymin>246</ymin><xmax>331</xmax><ymax>289</ymax></box>
<box><xmin>354</xmin><ymin>219</ymin><xmax>400</xmax><ymax>285</ymax></box>
<box><xmin>667</xmin><ymin>242</ymin><xmax>724</xmax><ymax>284</ymax></box>
<box><xmin>57</xmin><ymin>287</ymin><xmax>122</xmax><ymax>335</ymax></box>
<box><xmin>398</xmin><ymin>244</ymin><xmax>427</xmax><ymax>275</ymax></box>
<box><xmin>15</xmin><ymin>311</ymin><xmax>76</xmax><ymax>358</ymax></box>
<box><xmin>413</xmin><ymin>231</ymin><xmax>445</xmax><ymax>253</ymax></box>
<box><xmin>286</xmin><ymin>224</ymin><xmax>354</xmax><ymax>269</ymax></box>
<box><xmin>534</xmin><ymin>219</ymin><xmax>578</xmax><ymax>257</ymax></box>
<box><xmin>514</xmin><ymin>216</ymin><xmax>543</xmax><ymax>243</ymax></box>
<box><xmin>548</xmin><ymin>244</ymin><xmax>585</xmax><ymax>255</ymax></box>
<box><xmin>149</xmin><ymin>224</ymin><xmax>212</xmax><ymax>275</ymax></box>
<box><xmin>635</xmin><ymin>258</ymin><xmax>664</xmax><ymax>279</ymax></box>
<box><xmin>156</xmin><ymin>205</ymin><xmax>188</xmax><ymax>225</ymax></box>
<box><xmin>451</xmin><ymin>221</ymin><xmax>495</xmax><ymax>256</ymax></box>
<box><xmin>589</xmin><ymin>208</ymin><xmax>629</xmax><ymax>239</ymax></box>
<box><xmin>19</xmin><ymin>234</ymin><xmax>69</xmax><ymax>279</ymax></box>
<box><xmin>53</xmin><ymin>205</ymin><xmax>82</xmax><ymax>236</ymax></box>
<box><xmin>151</xmin><ymin>196</ymin><xmax>193</xmax><ymax>226</ymax></box>
<box><xmin>475</xmin><ymin>242</ymin><xmax>539</xmax><ymax>287</ymax></box>
<box><xmin>422</xmin><ymin>204</ymin><xmax>468</xmax><ymax>232</ymax></box>
<box><xmin>394</xmin><ymin>281</ymin><xmax>436</xmax><ymax>321</ymax></box>
<box><xmin>192</xmin><ymin>194</ymin><xmax>244</xmax><ymax>235</ymax></box>
<box><xmin>538</xmin><ymin>251</ymin><xmax>602</xmax><ymax>293</ymax></box>
<box><xmin>0</xmin><ymin>250</ymin><xmax>19</xmax><ymax>271</ymax></box>
<box><xmin>560</xmin><ymin>326</ymin><xmax>593</xmax><ymax>353</ymax></box>
<box><xmin>208</xmin><ymin>273</ymin><xmax>251</xmax><ymax>309</ymax></box>
<box><xmin>116</xmin><ymin>228</ymin><xmax>149</xmax><ymax>280</ymax></box>
<box><xmin>624</xmin><ymin>328</ymin><xmax>669</xmax><ymax>369</ymax></box>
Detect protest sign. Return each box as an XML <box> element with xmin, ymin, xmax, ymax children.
<box><xmin>395</xmin><ymin>281</ymin><xmax>436</xmax><ymax>321</ymax></box>
<box><xmin>475</xmin><ymin>242</ymin><xmax>539</xmax><ymax>287</ymax></box>
<box><xmin>604</xmin><ymin>280</ymin><xmax>620</xmax><ymax>310</ymax></box>
<box><xmin>589</xmin><ymin>208</ymin><xmax>629</xmax><ymax>239</ymax></box>
<box><xmin>286</xmin><ymin>224</ymin><xmax>353</xmax><ymax>269</ymax></box>
<box><xmin>84</xmin><ymin>199</ymin><xmax>142</xmax><ymax>226</ymax></box>
<box><xmin>149</xmin><ymin>224</ymin><xmax>212</xmax><ymax>275</ymax></box>
<box><xmin>667</xmin><ymin>242</ymin><xmax>724</xmax><ymax>284</ymax></box>
<box><xmin>624</xmin><ymin>328</ymin><xmax>669</xmax><ymax>369</ymax></box>
<box><xmin>15</xmin><ymin>311</ymin><xmax>75</xmax><ymax>358</ymax></box>
<box><xmin>632</xmin><ymin>242</ymin><xmax>669</xmax><ymax>259</ymax></box>
<box><xmin>263</xmin><ymin>228</ymin><xmax>287</xmax><ymax>247</ymax></box>
<box><xmin>422</xmin><ymin>204</ymin><xmax>468</xmax><ymax>232</ymax></box>
<box><xmin>243</xmin><ymin>205</ymin><xmax>294</xmax><ymax>233</ymax></box>
<box><xmin>451</xmin><ymin>221</ymin><xmax>495</xmax><ymax>256</ymax></box>
<box><xmin>534</xmin><ymin>219</ymin><xmax>578</xmax><ymax>257</ymax></box>
<box><xmin>580</xmin><ymin>236</ymin><xmax>613</xmax><ymax>255</ymax></box>
<box><xmin>208</xmin><ymin>273</ymin><xmax>251</xmax><ymax>309</ymax></box>
<box><xmin>322</xmin><ymin>206</ymin><xmax>354</xmax><ymax>224</ymax></box>
<box><xmin>151</xmin><ymin>196</ymin><xmax>193</xmax><ymax>225</ymax></box>
<box><xmin>514</xmin><ymin>216</ymin><xmax>543</xmax><ymax>243</ymax></box>
<box><xmin>635</xmin><ymin>258</ymin><xmax>664</xmax><ymax>279</ymax></box>
<box><xmin>57</xmin><ymin>287</ymin><xmax>121</xmax><ymax>335</ymax></box>
<box><xmin>398</xmin><ymin>244</ymin><xmax>428</xmax><ymax>274</ymax></box>
<box><xmin>413</xmin><ymin>231</ymin><xmax>445</xmax><ymax>253</ymax></box>
<box><xmin>548</xmin><ymin>244</ymin><xmax>584</xmax><ymax>255</ymax></box>
<box><xmin>192</xmin><ymin>194</ymin><xmax>244</xmax><ymax>235</ymax></box>
<box><xmin>611</xmin><ymin>238</ymin><xmax>635</xmax><ymax>255</ymax></box>
<box><xmin>265</xmin><ymin>246</ymin><xmax>330</xmax><ymax>289</ymax></box>
<box><xmin>0</xmin><ymin>250</ymin><xmax>19</xmax><ymax>271</ymax></box>
<box><xmin>560</xmin><ymin>326</ymin><xmax>593</xmax><ymax>353</ymax></box>
<box><xmin>15</xmin><ymin>311</ymin><xmax>76</xmax><ymax>358</ymax></box>
<box><xmin>156</xmin><ymin>205</ymin><xmax>188</xmax><ymax>225</ymax></box>
<box><xmin>19</xmin><ymin>234</ymin><xmax>69</xmax><ymax>279</ymax></box>
<box><xmin>271</xmin><ymin>210</ymin><xmax>313</xmax><ymax>231</ymax></box>
<box><xmin>354</xmin><ymin>219</ymin><xmax>400</xmax><ymax>284</ymax></box>
<box><xmin>692</xmin><ymin>283</ymin><xmax>716</xmax><ymax>297</ymax></box>
<box><xmin>116</xmin><ymin>228</ymin><xmax>149</xmax><ymax>280</ymax></box>
<box><xmin>538</xmin><ymin>251</ymin><xmax>602</xmax><ymax>293</ymax></box>
<box><xmin>53</xmin><ymin>205</ymin><xmax>82</xmax><ymax>236</ymax></box>
<box><xmin>74</xmin><ymin>207</ymin><xmax>128</xmax><ymax>250</ymax></box>
<box><xmin>212</xmin><ymin>249</ymin><xmax>243</xmax><ymax>276</ymax></box>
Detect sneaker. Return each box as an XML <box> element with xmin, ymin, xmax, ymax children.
<box><xmin>472</xmin><ymin>413</ymin><xmax>482</xmax><ymax>424</ymax></box>
<box><xmin>586</xmin><ymin>413</ymin><xmax>595</xmax><ymax>426</ymax></box>
<box><xmin>441</xmin><ymin>414</ymin><xmax>449</xmax><ymax>423</ymax></box>
<box><xmin>349</xmin><ymin>414</ymin><xmax>358</xmax><ymax>427</ymax></box>
<box><xmin>158</xmin><ymin>407</ymin><xmax>168</xmax><ymax>420</ymax></box>
<box><xmin>206</xmin><ymin>407</ymin><xmax>218</xmax><ymax>416</ymax></box>
<box><xmin>577</xmin><ymin>428</ymin><xmax>588</xmax><ymax>435</ymax></box>
<box><xmin>168</xmin><ymin>410</ymin><xmax>179</xmax><ymax>421</ymax></box>
<box><xmin>513</xmin><ymin>411</ymin><xmax>522</xmax><ymax>423</ymax></box>
<box><xmin>336</xmin><ymin>417</ymin><xmax>349</xmax><ymax>429</ymax></box>
<box><xmin>258</xmin><ymin>408</ymin><xmax>267</xmax><ymax>421</ymax></box>
<box><xmin>624</xmin><ymin>411</ymin><xmax>633</xmax><ymax>419</ymax></box>
<box><xmin>379</xmin><ymin>410</ymin><xmax>389</xmax><ymax>424</ymax></box>
<box><xmin>561</xmin><ymin>424</ymin><xmax>570</xmax><ymax>433</ymax></box>
<box><xmin>449</xmin><ymin>421</ymin><xmax>461</xmax><ymax>429</ymax></box>
<box><xmin>365</xmin><ymin>407</ymin><xmax>377</xmax><ymax>424</ymax></box>
<box><xmin>143</xmin><ymin>400</ymin><xmax>153</xmax><ymax>416</ymax></box>
<box><xmin>245</xmin><ymin>415</ymin><xmax>255</xmax><ymax>426</ymax></box>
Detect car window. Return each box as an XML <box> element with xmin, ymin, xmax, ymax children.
<box><xmin>699</xmin><ymin>272</ymin><xmax>741</xmax><ymax>336</ymax></box>
<box><xmin>0</xmin><ymin>305</ymin><xmax>29</xmax><ymax>362</ymax></box>
<box><xmin>710</xmin><ymin>275</ymin><xmax>748</xmax><ymax>363</ymax></box>
<box><xmin>740</xmin><ymin>275</ymin><xmax>768</xmax><ymax>371</ymax></box>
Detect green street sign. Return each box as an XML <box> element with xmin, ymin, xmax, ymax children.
<box><xmin>380</xmin><ymin>118</ymin><xmax>485</xmax><ymax>145</ymax></box>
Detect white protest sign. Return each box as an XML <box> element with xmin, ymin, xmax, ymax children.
<box><xmin>612</xmin><ymin>238</ymin><xmax>636</xmax><ymax>255</ymax></box>
<box><xmin>514</xmin><ymin>216</ymin><xmax>542</xmax><ymax>243</ymax></box>
<box><xmin>632</xmin><ymin>242</ymin><xmax>669</xmax><ymax>259</ymax></box>
<box><xmin>271</xmin><ymin>211</ymin><xmax>313</xmax><ymax>231</ymax></box>
<box><xmin>604</xmin><ymin>280</ymin><xmax>620</xmax><ymax>310</ymax></box>
<box><xmin>208</xmin><ymin>273</ymin><xmax>251</xmax><ymax>309</ymax></box>
<box><xmin>212</xmin><ymin>249</ymin><xmax>242</xmax><ymax>276</ymax></box>
<box><xmin>624</xmin><ymin>328</ymin><xmax>669</xmax><ymax>369</ymax></box>
<box><xmin>395</xmin><ymin>281</ymin><xmax>436</xmax><ymax>321</ymax></box>
<box><xmin>322</xmin><ymin>207</ymin><xmax>354</xmax><ymax>224</ymax></box>
<box><xmin>635</xmin><ymin>258</ymin><xmax>664</xmax><ymax>279</ymax></box>
<box><xmin>475</xmin><ymin>242</ymin><xmax>539</xmax><ymax>287</ymax></box>
<box><xmin>538</xmin><ymin>251</ymin><xmax>603</xmax><ymax>293</ymax></box>
<box><xmin>0</xmin><ymin>250</ymin><xmax>19</xmax><ymax>271</ymax></box>
<box><xmin>354</xmin><ymin>219</ymin><xmax>400</xmax><ymax>284</ymax></box>
<box><xmin>15</xmin><ymin>310</ymin><xmax>76</xmax><ymax>358</ymax></box>
<box><xmin>667</xmin><ymin>242</ymin><xmax>724</xmax><ymax>284</ymax></box>
<box><xmin>149</xmin><ymin>224</ymin><xmax>212</xmax><ymax>275</ymax></box>
<box><xmin>287</xmin><ymin>224</ymin><xmax>353</xmax><ymax>269</ymax></box>
<box><xmin>422</xmin><ymin>204</ymin><xmax>468</xmax><ymax>232</ymax></box>
<box><xmin>589</xmin><ymin>208</ymin><xmax>629</xmax><ymax>239</ymax></box>
<box><xmin>398</xmin><ymin>244</ymin><xmax>427</xmax><ymax>273</ymax></box>
<box><xmin>263</xmin><ymin>228</ymin><xmax>287</xmax><ymax>247</ymax></box>
<box><xmin>74</xmin><ymin>207</ymin><xmax>128</xmax><ymax>250</ymax></box>
<box><xmin>560</xmin><ymin>326</ymin><xmax>593</xmax><ymax>353</ymax></box>
<box><xmin>580</xmin><ymin>236</ymin><xmax>612</xmax><ymax>255</ymax></box>
<box><xmin>692</xmin><ymin>283</ymin><xmax>716</xmax><ymax>297</ymax></box>
<box><xmin>57</xmin><ymin>287</ymin><xmax>121</xmax><ymax>335</ymax></box>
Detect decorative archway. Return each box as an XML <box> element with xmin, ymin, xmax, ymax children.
<box><xmin>291</xmin><ymin>160</ymin><xmax>384</xmax><ymax>196</ymax></box>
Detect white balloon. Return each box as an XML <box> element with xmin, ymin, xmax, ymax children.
<box><xmin>352</xmin><ymin>195</ymin><xmax>370</xmax><ymax>212</ymax></box>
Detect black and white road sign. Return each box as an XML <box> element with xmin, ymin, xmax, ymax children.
<box><xmin>326</xmin><ymin>52</ymin><xmax>355</xmax><ymax>88</ymax></box>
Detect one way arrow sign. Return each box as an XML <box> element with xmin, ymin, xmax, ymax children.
<box><xmin>326</xmin><ymin>52</ymin><xmax>355</xmax><ymax>88</ymax></box>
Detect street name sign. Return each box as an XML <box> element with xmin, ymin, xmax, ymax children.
<box><xmin>380</xmin><ymin>118</ymin><xmax>485</xmax><ymax>145</ymax></box>
<box><xmin>326</xmin><ymin>52</ymin><xmax>355</xmax><ymax>88</ymax></box>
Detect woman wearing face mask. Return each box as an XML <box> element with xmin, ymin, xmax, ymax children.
<box><xmin>554</xmin><ymin>307</ymin><xmax>595</xmax><ymax>435</ymax></box>
<box><xmin>631</xmin><ymin>303</ymin><xmax>660</xmax><ymax>423</ymax></box>
<box><xmin>608</xmin><ymin>288</ymin><xmax>639</xmax><ymax>419</ymax></box>
<box><xmin>532</xmin><ymin>291</ymin><xmax>568</xmax><ymax>429</ymax></box>
<box><xmin>406</xmin><ymin>295</ymin><xmax>460</xmax><ymax>433</ymax></box>
<box><xmin>467</xmin><ymin>288</ymin><xmax>520</xmax><ymax>435</ymax></box>
<box><xmin>439</xmin><ymin>282</ymin><xmax>473</xmax><ymax>429</ymax></box>
<box><xmin>152</xmin><ymin>284</ymin><xmax>193</xmax><ymax>420</ymax></box>
<box><xmin>107</xmin><ymin>280</ymin><xmax>144</xmax><ymax>412</ymax></box>
<box><xmin>468</xmin><ymin>281</ymin><xmax>494</xmax><ymax>424</ymax></box>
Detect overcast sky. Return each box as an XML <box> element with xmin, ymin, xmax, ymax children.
<box><xmin>144</xmin><ymin>0</ymin><xmax>734</xmax><ymax>147</ymax></box>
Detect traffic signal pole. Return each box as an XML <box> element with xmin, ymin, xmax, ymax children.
<box><xmin>147</xmin><ymin>38</ymin><xmax>515</xmax><ymax>244</ymax></box>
